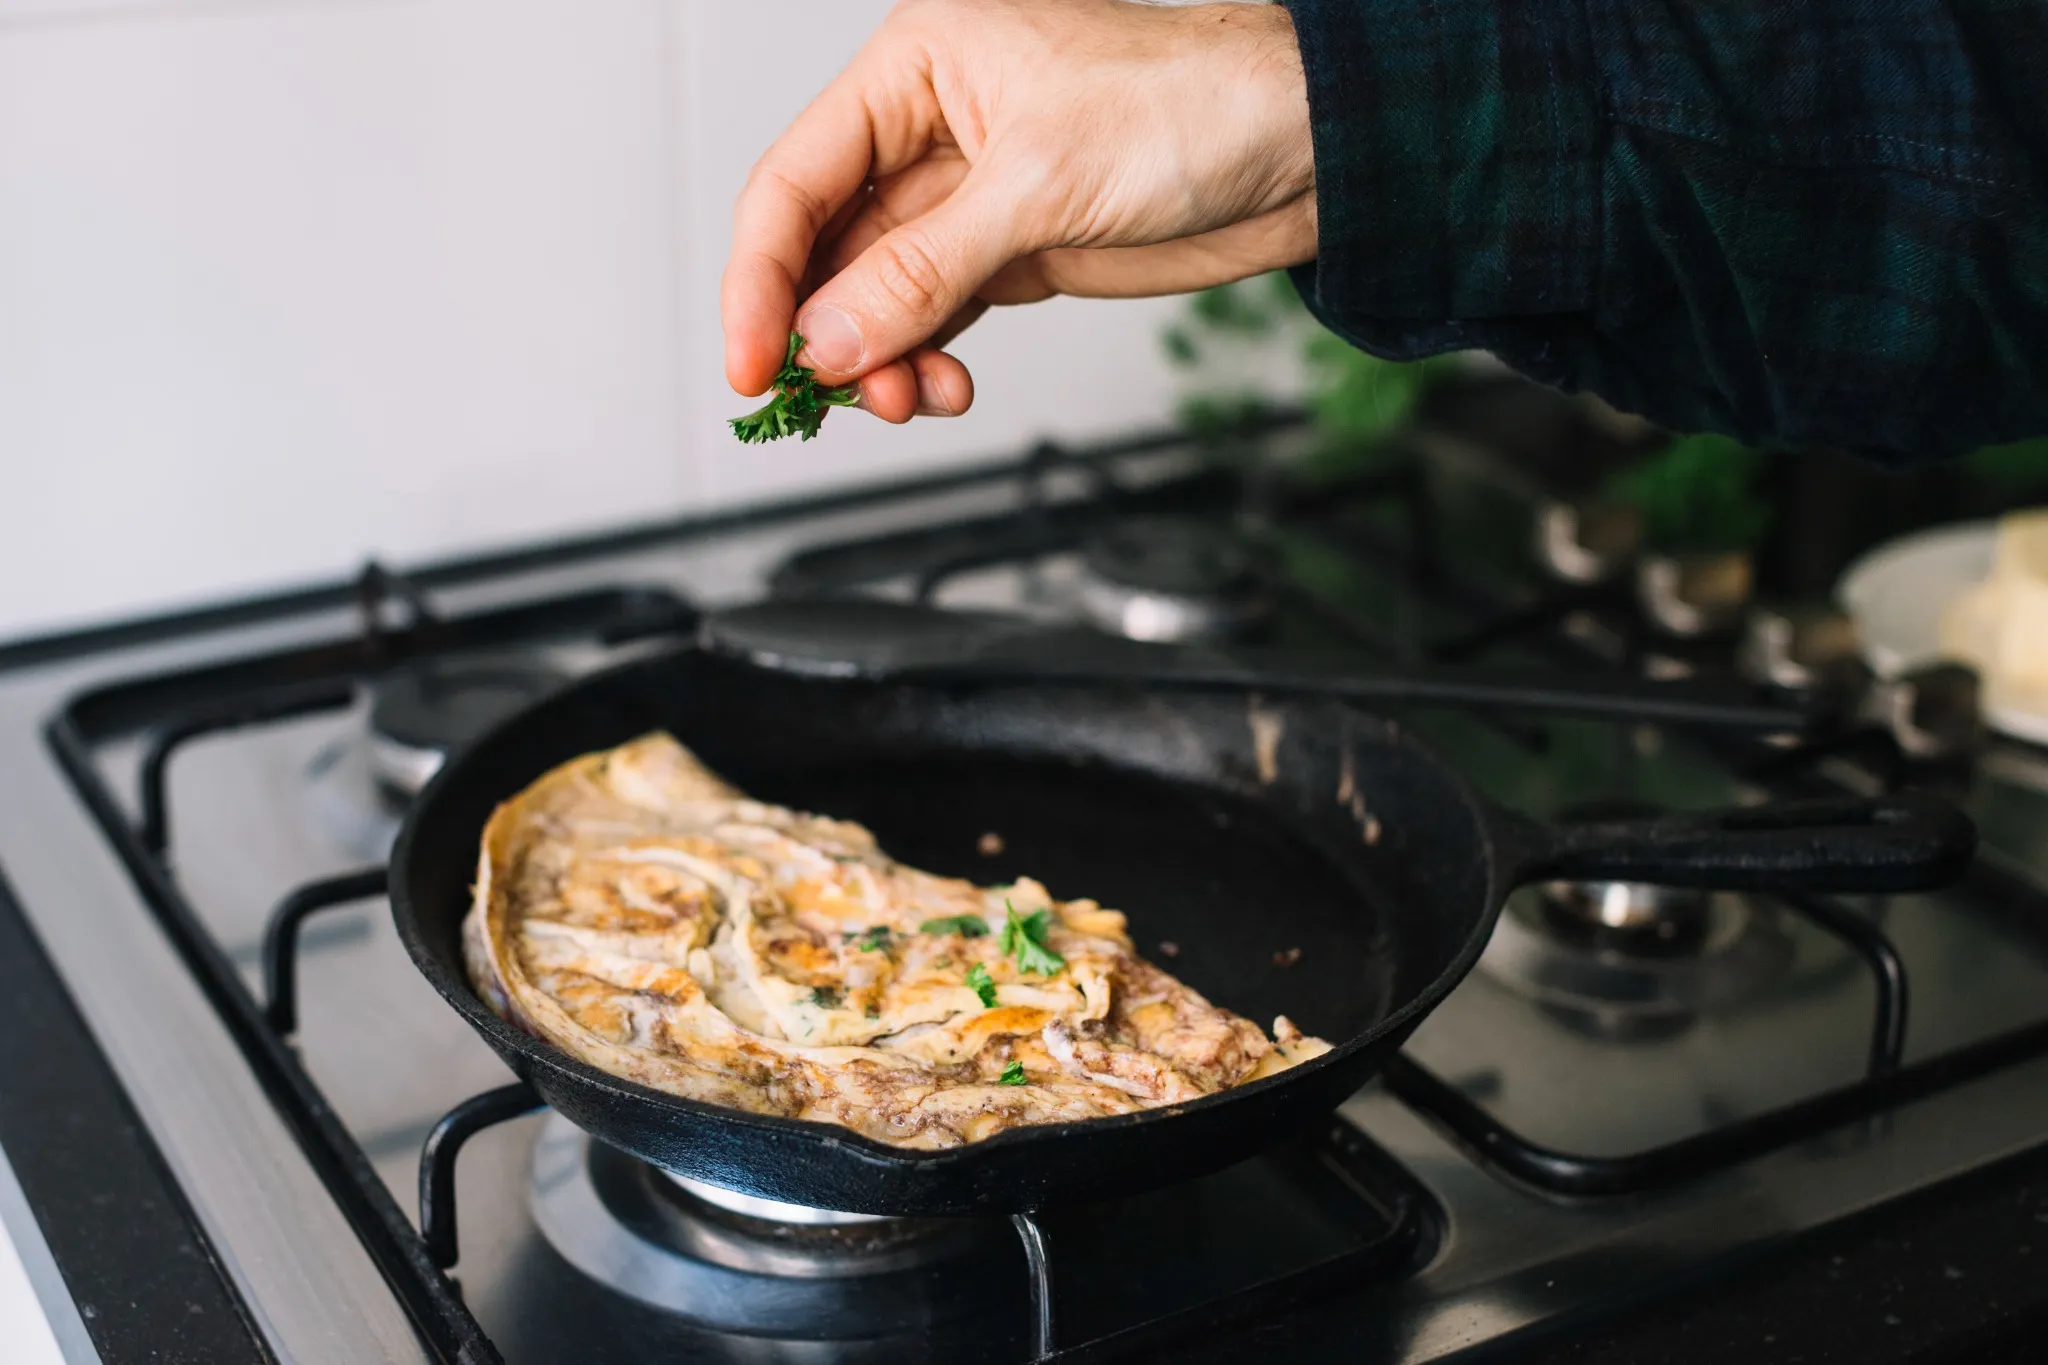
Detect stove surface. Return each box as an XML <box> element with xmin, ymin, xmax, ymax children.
<box><xmin>5</xmin><ymin>415</ymin><xmax>2048</xmax><ymax>1364</ymax></box>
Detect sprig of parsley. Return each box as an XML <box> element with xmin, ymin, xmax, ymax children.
<box><xmin>920</xmin><ymin>914</ymin><xmax>990</xmax><ymax>939</ymax></box>
<box><xmin>729</xmin><ymin>332</ymin><xmax>859</xmax><ymax>444</ymax></box>
<box><xmin>997</xmin><ymin>1060</ymin><xmax>1027</xmax><ymax>1086</ymax></box>
<box><xmin>965</xmin><ymin>962</ymin><xmax>998</xmax><ymax>1008</ymax></box>
<box><xmin>848</xmin><ymin>925</ymin><xmax>892</xmax><ymax>953</ymax></box>
<box><xmin>1000</xmin><ymin>903</ymin><xmax>1065</xmax><ymax>976</ymax></box>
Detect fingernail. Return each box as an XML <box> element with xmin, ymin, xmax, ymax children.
<box><xmin>795</xmin><ymin>305</ymin><xmax>863</xmax><ymax>373</ymax></box>
<box><xmin>916</xmin><ymin>373</ymin><xmax>959</xmax><ymax>417</ymax></box>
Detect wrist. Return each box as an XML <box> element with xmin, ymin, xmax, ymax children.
<box><xmin>1213</xmin><ymin>2</ymin><xmax>1317</xmax><ymax>264</ymax></box>
<box><xmin>1237</xmin><ymin>4</ymin><xmax>1315</xmax><ymax>199</ymax></box>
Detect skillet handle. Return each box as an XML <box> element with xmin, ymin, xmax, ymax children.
<box><xmin>1516</xmin><ymin>794</ymin><xmax>1976</xmax><ymax>893</ymax></box>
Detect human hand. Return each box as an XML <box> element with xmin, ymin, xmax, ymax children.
<box><xmin>721</xmin><ymin>0</ymin><xmax>1316</xmax><ymax>426</ymax></box>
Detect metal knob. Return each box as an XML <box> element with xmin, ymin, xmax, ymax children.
<box><xmin>1637</xmin><ymin>552</ymin><xmax>1754</xmax><ymax>637</ymax></box>
<box><xmin>1535</xmin><ymin>499</ymin><xmax>1644</xmax><ymax>585</ymax></box>
<box><xmin>1739</xmin><ymin>606</ymin><xmax>1866</xmax><ymax>692</ymax></box>
<box><xmin>1865</xmin><ymin>661</ymin><xmax>1983</xmax><ymax>762</ymax></box>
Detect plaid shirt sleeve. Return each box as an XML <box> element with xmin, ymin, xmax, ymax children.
<box><xmin>1280</xmin><ymin>0</ymin><xmax>2048</xmax><ymax>464</ymax></box>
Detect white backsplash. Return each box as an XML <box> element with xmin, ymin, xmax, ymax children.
<box><xmin>0</xmin><ymin>0</ymin><xmax>1187</xmax><ymax>637</ymax></box>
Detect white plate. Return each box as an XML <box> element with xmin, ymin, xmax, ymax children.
<box><xmin>1835</xmin><ymin>519</ymin><xmax>2048</xmax><ymax>743</ymax></box>
<box><xmin>1837</xmin><ymin>522</ymin><xmax>1995</xmax><ymax>677</ymax></box>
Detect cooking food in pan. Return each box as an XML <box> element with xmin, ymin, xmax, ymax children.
<box><xmin>394</xmin><ymin>637</ymin><xmax>1972</xmax><ymax>1215</ymax></box>
<box><xmin>464</xmin><ymin>732</ymin><xmax>1330</xmax><ymax>1149</ymax></box>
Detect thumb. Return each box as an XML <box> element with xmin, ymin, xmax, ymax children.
<box><xmin>794</xmin><ymin>167</ymin><xmax>1027</xmax><ymax>383</ymax></box>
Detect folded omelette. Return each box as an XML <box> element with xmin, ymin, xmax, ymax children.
<box><xmin>465</xmin><ymin>733</ymin><xmax>1329</xmax><ymax>1149</ymax></box>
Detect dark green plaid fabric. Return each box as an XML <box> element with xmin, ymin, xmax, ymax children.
<box><xmin>1281</xmin><ymin>0</ymin><xmax>2048</xmax><ymax>464</ymax></box>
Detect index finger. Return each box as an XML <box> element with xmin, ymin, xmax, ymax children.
<box><xmin>721</xmin><ymin>75</ymin><xmax>878</xmax><ymax>396</ymax></box>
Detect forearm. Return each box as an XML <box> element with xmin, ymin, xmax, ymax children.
<box><xmin>1282</xmin><ymin>0</ymin><xmax>2048</xmax><ymax>463</ymax></box>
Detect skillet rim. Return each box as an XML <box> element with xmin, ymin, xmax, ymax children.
<box><xmin>388</xmin><ymin>645</ymin><xmax>1514</xmax><ymax>1176</ymax></box>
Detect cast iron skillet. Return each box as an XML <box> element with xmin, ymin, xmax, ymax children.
<box><xmin>390</xmin><ymin>618</ymin><xmax>1973</xmax><ymax>1217</ymax></box>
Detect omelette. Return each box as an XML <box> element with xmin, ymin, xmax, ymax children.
<box><xmin>464</xmin><ymin>733</ymin><xmax>1330</xmax><ymax>1149</ymax></box>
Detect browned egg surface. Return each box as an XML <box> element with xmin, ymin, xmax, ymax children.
<box><xmin>465</xmin><ymin>734</ymin><xmax>1330</xmax><ymax>1148</ymax></box>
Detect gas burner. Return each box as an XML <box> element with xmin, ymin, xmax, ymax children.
<box><xmin>1075</xmin><ymin>516</ymin><xmax>1269</xmax><ymax>642</ymax></box>
<box><xmin>529</xmin><ymin>1115</ymin><xmax>1005</xmax><ymax>1333</ymax></box>
<box><xmin>1478</xmin><ymin>888</ymin><xmax>1795</xmax><ymax>1038</ymax></box>
<box><xmin>299</xmin><ymin>652</ymin><xmax>571</xmax><ymax>860</ymax></box>
<box><xmin>368</xmin><ymin>652</ymin><xmax>569</xmax><ymax>798</ymax></box>
<box><xmin>1536</xmin><ymin>878</ymin><xmax>1716</xmax><ymax>958</ymax></box>
<box><xmin>1475</xmin><ymin>802</ymin><xmax>1794</xmax><ymax>1035</ymax></box>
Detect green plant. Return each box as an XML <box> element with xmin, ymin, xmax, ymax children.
<box><xmin>1301</xmin><ymin>330</ymin><xmax>1461</xmax><ymax>442</ymax></box>
<box><xmin>728</xmin><ymin>332</ymin><xmax>859</xmax><ymax>443</ymax></box>
<box><xmin>1964</xmin><ymin>435</ymin><xmax>2048</xmax><ymax>497</ymax></box>
<box><xmin>1164</xmin><ymin>272</ymin><xmax>1452</xmax><ymax>462</ymax></box>
<box><xmin>1606</xmin><ymin>432</ymin><xmax>1773</xmax><ymax>555</ymax></box>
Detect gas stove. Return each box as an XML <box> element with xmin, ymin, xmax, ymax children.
<box><xmin>4</xmin><ymin>395</ymin><xmax>2048</xmax><ymax>1364</ymax></box>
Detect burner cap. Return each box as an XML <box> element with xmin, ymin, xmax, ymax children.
<box><xmin>1537</xmin><ymin>879</ymin><xmax>1714</xmax><ymax>958</ymax></box>
<box><xmin>1527</xmin><ymin>802</ymin><xmax>1714</xmax><ymax>959</ymax></box>
<box><xmin>1076</xmin><ymin>517</ymin><xmax>1268</xmax><ymax>643</ymax></box>
<box><xmin>1478</xmin><ymin>800</ymin><xmax>1795</xmax><ymax>1028</ymax></box>
<box><xmin>529</xmin><ymin>1115</ymin><xmax>1006</xmax><ymax>1334</ymax></box>
<box><xmin>662</xmin><ymin>1172</ymin><xmax>887</xmax><ymax>1227</ymax></box>
<box><xmin>1479</xmin><ymin>888</ymin><xmax>1793</xmax><ymax>1037</ymax></box>
<box><xmin>699</xmin><ymin>598</ymin><xmax>1027</xmax><ymax>678</ymax></box>
<box><xmin>368</xmin><ymin>653</ymin><xmax>568</xmax><ymax>797</ymax></box>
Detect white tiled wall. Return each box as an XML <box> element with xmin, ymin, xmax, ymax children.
<box><xmin>0</xmin><ymin>1</ymin><xmax>1188</xmax><ymax>637</ymax></box>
